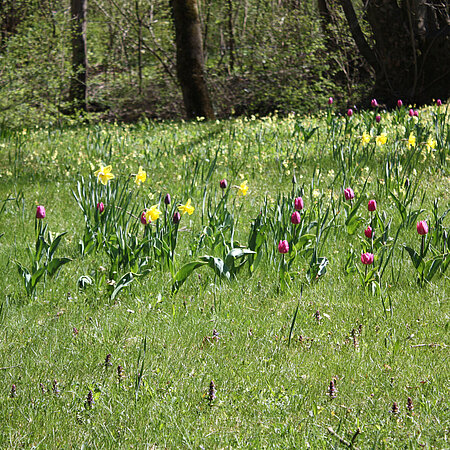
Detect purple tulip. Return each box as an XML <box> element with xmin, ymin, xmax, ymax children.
<box><xmin>328</xmin><ymin>97</ymin><xmax>333</xmax><ymax>105</ymax></box>
<box><xmin>344</xmin><ymin>188</ymin><xmax>355</xmax><ymax>201</ymax></box>
<box><xmin>397</xmin><ymin>99</ymin><xmax>403</xmax><ymax>108</ymax></box>
<box><xmin>417</xmin><ymin>220</ymin><xmax>428</xmax><ymax>235</ymax></box>
<box><xmin>291</xmin><ymin>211</ymin><xmax>301</xmax><ymax>225</ymax></box>
<box><xmin>368</xmin><ymin>199</ymin><xmax>377</xmax><ymax>212</ymax></box>
<box><xmin>141</xmin><ymin>211</ymin><xmax>149</xmax><ymax>225</ymax></box>
<box><xmin>164</xmin><ymin>194</ymin><xmax>171</xmax><ymax>205</ymax></box>
<box><xmin>371</xmin><ymin>99</ymin><xmax>378</xmax><ymax>108</ymax></box>
<box><xmin>361</xmin><ymin>253</ymin><xmax>374</xmax><ymax>265</ymax></box>
<box><xmin>172</xmin><ymin>211</ymin><xmax>181</xmax><ymax>224</ymax></box>
<box><xmin>375</xmin><ymin>115</ymin><xmax>381</xmax><ymax>123</ymax></box>
<box><xmin>364</xmin><ymin>226</ymin><xmax>372</xmax><ymax>239</ymax></box>
<box><xmin>36</xmin><ymin>206</ymin><xmax>46</xmax><ymax>219</ymax></box>
<box><xmin>294</xmin><ymin>197</ymin><xmax>304</xmax><ymax>211</ymax></box>
<box><xmin>278</xmin><ymin>240</ymin><xmax>289</xmax><ymax>254</ymax></box>
<box><xmin>347</xmin><ymin>109</ymin><xmax>353</xmax><ymax>117</ymax></box>
<box><xmin>219</xmin><ymin>179</ymin><xmax>228</xmax><ymax>189</ymax></box>
<box><xmin>437</xmin><ymin>99</ymin><xmax>442</xmax><ymax>107</ymax></box>
<box><xmin>96</xmin><ymin>202</ymin><xmax>104</xmax><ymax>213</ymax></box>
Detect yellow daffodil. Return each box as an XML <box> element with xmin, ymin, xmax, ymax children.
<box><xmin>237</xmin><ymin>181</ymin><xmax>249</xmax><ymax>196</ymax></box>
<box><xmin>178</xmin><ymin>199</ymin><xmax>195</xmax><ymax>215</ymax></box>
<box><xmin>144</xmin><ymin>204</ymin><xmax>162</xmax><ymax>222</ymax></box>
<box><xmin>135</xmin><ymin>166</ymin><xmax>147</xmax><ymax>185</ymax></box>
<box><xmin>408</xmin><ymin>133</ymin><xmax>416</xmax><ymax>149</ymax></box>
<box><xmin>94</xmin><ymin>165</ymin><xmax>114</xmax><ymax>185</ymax></box>
<box><xmin>361</xmin><ymin>131</ymin><xmax>371</xmax><ymax>145</ymax></box>
<box><xmin>376</xmin><ymin>133</ymin><xmax>387</xmax><ymax>146</ymax></box>
<box><xmin>426</xmin><ymin>136</ymin><xmax>436</xmax><ymax>150</ymax></box>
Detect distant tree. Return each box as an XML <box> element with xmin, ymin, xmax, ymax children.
<box><xmin>338</xmin><ymin>0</ymin><xmax>450</xmax><ymax>104</ymax></box>
<box><xmin>170</xmin><ymin>0</ymin><xmax>214</xmax><ymax>119</ymax></box>
<box><xmin>70</xmin><ymin>0</ymin><xmax>88</xmax><ymax>111</ymax></box>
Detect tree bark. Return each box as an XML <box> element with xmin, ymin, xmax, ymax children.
<box><xmin>339</xmin><ymin>0</ymin><xmax>450</xmax><ymax>104</ymax></box>
<box><xmin>171</xmin><ymin>0</ymin><xmax>214</xmax><ymax>119</ymax></box>
<box><xmin>70</xmin><ymin>0</ymin><xmax>88</xmax><ymax>111</ymax></box>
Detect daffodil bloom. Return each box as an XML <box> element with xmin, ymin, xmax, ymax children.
<box><xmin>426</xmin><ymin>136</ymin><xmax>436</xmax><ymax>150</ymax></box>
<box><xmin>376</xmin><ymin>133</ymin><xmax>387</xmax><ymax>146</ymax></box>
<box><xmin>94</xmin><ymin>165</ymin><xmax>114</xmax><ymax>185</ymax></box>
<box><xmin>135</xmin><ymin>166</ymin><xmax>147</xmax><ymax>185</ymax></box>
<box><xmin>407</xmin><ymin>133</ymin><xmax>416</xmax><ymax>148</ymax></box>
<box><xmin>144</xmin><ymin>204</ymin><xmax>162</xmax><ymax>223</ymax></box>
<box><xmin>237</xmin><ymin>181</ymin><xmax>248</xmax><ymax>196</ymax></box>
<box><xmin>361</xmin><ymin>131</ymin><xmax>371</xmax><ymax>145</ymax></box>
<box><xmin>178</xmin><ymin>199</ymin><xmax>195</xmax><ymax>215</ymax></box>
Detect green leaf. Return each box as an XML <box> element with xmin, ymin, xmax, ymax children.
<box><xmin>47</xmin><ymin>257</ymin><xmax>72</xmax><ymax>277</ymax></box>
<box><xmin>403</xmin><ymin>245</ymin><xmax>423</xmax><ymax>270</ymax></box>
<box><xmin>172</xmin><ymin>260</ymin><xmax>209</xmax><ymax>294</ymax></box>
<box><xmin>48</xmin><ymin>232</ymin><xmax>67</xmax><ymax>260</ymax></box>
<box><xmin>111</xmin><ymin>272</ymin><xmax>135</xmax><ymax>300</ymax></box>
<box><xmin>424</xmin><ymin>256</ymin><xmax>443</xmax><ymax>282</ymax></box>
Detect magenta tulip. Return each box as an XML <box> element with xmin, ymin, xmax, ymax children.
<box><xmin>413</xmin><ymin>110</ymin><xmax>419</xmax><ymax>117</ymax></box>
<box><xmin>375</xmin><ymin>115</ymin><xmax>381</xmax><ymax>123</ymax></box>
<box><xmin>96</xmin><ymin>202</ymin><xmax>104</xmax><ymax>213</ymax></box>
<box><xmin>328</xmin><ymin>97</ymin><xmax>334</xmax><ymax>105</ymax></box>
<box><xmin>364</xmin><ymin>226</ymin><xmax>372</xmax><ymax>239</ymax></box>
<box><xmin>371</xmin><ymin>99</ymin><xmax>378</xmax><ymax>108</ymax></box>
<box><xmin>368</xmin><ymin>199</ymin><xmax>377</xmax><ymax>212</ymax></box>
<box><xmin>294</xmin><ymin>197</ymin><xmax>304</xmax><ymax>211</ymax></box>
<box><xmin>409</xmin><ymin>109</ymin><xmax>414</xmax><ymax>117</ymax></box>
<box><xmin>291</xmin><ymin>211</ymin><xmax>301</xmax><ymax>225</ymax></box>
<box><xmin>173</xmin><ymin>211</ymin><xmax>181</xmax><ymax>224</ymax></box>
<box><xmin>164</xmin><ymin>194</ymin><xmax>171</xmax><ymax>205</ymax></box>
<box><xmin>344</xmin><ymin>188</ymin><xmax>355</xmax><ymax>201</ymax></box>
<box><xmin>361</xmin><ymin>253</ymin><xmax>374</xmax><ymax>265</ymax></box>
<box><xmin>416</xmin><ymin>221</ymin><xmax>428</xmax><ymax>235</ymax></box>
<box><xmin>36</xmin><ymin>206</ymin><xmax>46</xmax><ymax>219</ymax></box>
<box><xmin>219</xmin><ymin>179</ymin><xmax>228</xmax><ymax>189</ymax></box>
<box><xmin>397</xmin><ymin>99</ymin><xmax>403</xmax><ymax>108</ymax></box>
<box><xmin>347</xmin><ymin>108</ymin><xmax>353</xmax><ymax>117</ymax></box>
<box><xmin>141</xmin><ymin>211</ymin><xmax>149</xmax><ymax>225</ymax></box>
<box><xmin>278</xmin><ymin>240</ymin><xmax>289</xmax><ymax>254</ymax></box>
<box><xmin>437</xmin><ymin>99</ymin><xmax>442</xmax><ymax>106</ymax></box>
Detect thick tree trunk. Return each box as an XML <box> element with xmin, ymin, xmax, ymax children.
<box><xmin>70</xmin><ymin>0</ymin><xmax>88</xmax><ymax>111</ymax></box>
<box><xmin>171</xmin><ymin>0</ymin><xmax>214</xmax><ymax>120</ymax></box>
<box><xmin>339</xmin><ymin>0</ymin><xmax>450</xmax><ymax>105</ymax></box>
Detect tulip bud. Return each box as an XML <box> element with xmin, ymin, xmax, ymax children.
<box><xmin>140</xmin><ymin>211</ymin><xmax>149</xmax><ymax>225</ymax></box>
<box><xmin>375</xmin><ymin>115</ymin><xmax>381</xmax><ymax>123</ymax></box>
<box><xmin>361</xmin><ymin>252</ymin><xmax>374</xmax><ymax>265</ymax></box>
<box><xmin>413</xmin><ymin>110</ymin><xmax>419</xmax><ymax>117</ymax></box>
<box><xmin>219</xmin><ymin>179</ymin><xmax>227</xmax><ymax>189</ymax></box>
<box><xmin>278</xmin><ymin>240</ymin><xmax>289</xmax><ymax>254</ymax></box>
<box><xmin>164</xmin><ymin>193</ymin><xmax>171</xmax><ymax>205</ymax></box>
<box><xmin>368</xmin><ymin>199</ymin><xmax>377</xmax><ymax>212</ymax></box>
<box><xmin>36</xmin><ymin>205</ymin><xmax>46</xmax><ymax>219</ymax></box>
<box><xmin>294</xmin><ymin>197</ymin><xmax>304</xmax><ymax>211</ymax></box>
<box><xmin>344</xmin><ymin>188</ymin><xmax>355</xmax><ymax>201</ymax></box>
<box><xmin>397</xmin><ymin>99</ymin><xmax>403</xmax><ymax>108</ymax></box>
<box><xmin>96</xmin><ymin>202</ymin><xmax>104</xmax><ymax>213</ymax></box>
<box><xmin>328</xmin><ymin>97</ymin><xmax>333</xmax><ymax>105</ymax></box>
<box><xmin>364</xmin><ymin>226</ymin><xmax>372</xmax><ymax>239</ymax></box>
<box><xmin>291</xmin><ymin>211</ymin><xmax>301</xmax><ymax>225</ymax></box>
<box><xmin>409</xmin><ymin>109</ymin><xmax>414</xmax><ymax>117</ymax></box>
<box><xmin>172</xmin><ymin>211</ymin><xmax>181</xmax><ymax>224</ymax></box>
<box><xmin>347</xmin><ymin>108</ymin><xmax>353</xmax><ymax>117</ymax></box>
<box><xmin>437</xmin><ymin>99</ymin><xmax>442</xmax><ymax>106</ymax></box>
<box><xmin>416</xmin><ymin>220</ymin><xmax>428</xmax><ymax>235</ymax></box>
<box><xmin>371</xmin><ymin>99</ymin><xmax>378</xmax><ymax>108</ymax></box>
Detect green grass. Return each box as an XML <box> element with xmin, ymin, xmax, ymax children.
<box><xmin>0</xmin><ymin>107</ymin><xmax>449</xmax><ymax>448</ymax></box>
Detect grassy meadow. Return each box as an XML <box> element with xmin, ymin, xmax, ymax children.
<box><xmin>0</xmin><ymin>104</ymin><xmax>449</xmax><ymax>448</ymax></box>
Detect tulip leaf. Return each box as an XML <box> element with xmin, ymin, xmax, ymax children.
<box><xmin>403</xmin><ymin>245</ymin><xmax>423</xmax><ymax>270</ymax></box>
<box><xmin>47</xmin><ymin>257</ymin><xmax>72</xmax><ymax>277</ymax></box>
<box><xmin>424</xmin><ymin>256</ymin><xmax>443</xmax><ymax>282</ymax></box>
<box><xmin>111</xmin><ymin>272</ymin><xmax>135</xmax><ymax>300</ymax></box>
<box><xmin>172</xmin><ymin>260</ymin><xmax>209</xmax><ymax>294</ymax></box>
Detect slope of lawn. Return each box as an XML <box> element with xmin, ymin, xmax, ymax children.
<box><xmin>0</xmin><ymin>105</ymin><xmax>448</xmax><ymax>448</ymax></box>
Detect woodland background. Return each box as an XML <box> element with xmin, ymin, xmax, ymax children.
<box><xmin>0</xmin><ymin>0</ymin><xmax>449</xmax><ymax>127</ymax></box>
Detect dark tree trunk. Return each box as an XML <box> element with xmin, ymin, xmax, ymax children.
<box><xmin>70</xmin><ymin>0</ymin><xmax>88</xmax><ymax>111</ymax></box>
<box><xmin>339</xmin><ymin>0</ymin><xmax>450</xmax><ymax>105</ymax></box>
<box><xmin>171</xmin><ymin>0</ymin><xmax>214</xmax><ymax>119</ymax></box>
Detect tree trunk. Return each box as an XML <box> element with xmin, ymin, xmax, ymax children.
<box><xmin>339</xmin><ymin>0</ymin><xmax>450</xmax><ymax>105</ymax></box>
<box><xmin>171</xmin><ymin>0</ymin><xmax>214</xmax><ymax>119</ymax></box>
<box><xmin>70</xmin><ymin>0</ymin><xmax>88</xmax><ymax>111</ymax></box>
